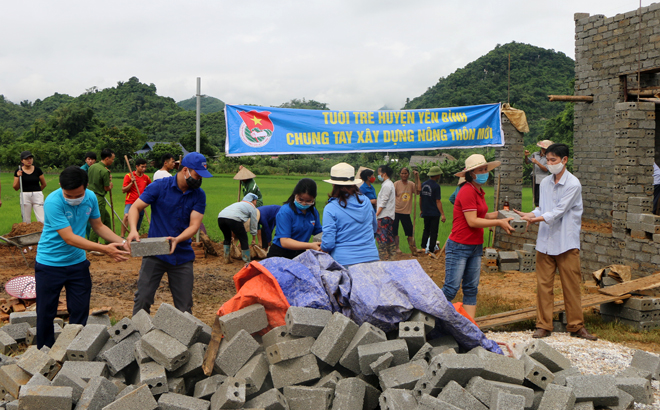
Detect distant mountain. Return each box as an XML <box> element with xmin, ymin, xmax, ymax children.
<box><xmin>177</xmin><ymin>95</ymin><xmax>225</xmax><ymax>114</ymax></box>
<box><xmin>404</xmin><ymin>42</ymin><xmax>575</xmax><ymax>142</ymax></box>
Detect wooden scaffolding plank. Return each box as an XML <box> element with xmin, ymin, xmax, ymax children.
<box><xmin>597</xmin><ymin>273</ymin><xmax>660</xmax><ymax>297</ymax></box>
<box><xmin>476</xmin><ymin>294</ymin><xmax>630</xmax><ymax>330</ymax></box>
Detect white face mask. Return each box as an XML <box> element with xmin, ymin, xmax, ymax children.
<box><xmin>64</xmin><ymin>197</ymin><xmax>84</xmax><ymax>206</ymax></box>
<box><xmin>547</xmin><ymin>162</ymin><xmax>564</xmax><ymax>175</ymax></box>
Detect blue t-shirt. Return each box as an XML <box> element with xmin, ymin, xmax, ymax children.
<box><xmin>273</xmin><ymin>203</ymin><xmax>322</xmax><ymax>248</ymax></box>
<box><xmin>359</xmin><ymin>183</ymin><xmax>377</xmax><ymax>202</ymax></box>
<box><xmin>36</xmin><ymin>188</ymin><xmax>100</xmax><ymax>267</ymax></box>
<box><xmin>420</xmin><ymin>179</ymin><xmax>442</xmax><ymax>217</ymax></box>
<box><xmin>140</xmin><ymin>177</ymin><xmax>206</xmax><ymax>265</ymax></box>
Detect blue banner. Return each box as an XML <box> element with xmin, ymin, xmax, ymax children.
<box><xmin>225</xmin><ymin>103</ymin><xmax>503</xmax><ymax>156</ymax></box>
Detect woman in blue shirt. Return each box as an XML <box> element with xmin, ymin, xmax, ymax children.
<box><xmin>267</xmin><ymin>178</ymin><xmax>322</xmax><ymax>259</ymax></box>
<box><xmin>358</xmin><ymin>168</ymin><xmax>377</xmax><ymax>210</ymax></box>
<box><xmin>322</xmin><ymin>163</ymin><xmax>378</xmax><ymax>266</ymax></box>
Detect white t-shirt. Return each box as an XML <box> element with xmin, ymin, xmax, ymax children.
<box><xmin>153</xmin><ymin>170</ymin><xmax>173</xmax><ymax>181</ymax></box>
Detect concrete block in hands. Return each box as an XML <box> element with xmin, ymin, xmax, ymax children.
<box><xmin>130</xmin><ymin>237</ymin><xmax>170</xmax><ymax>257</ymax></box>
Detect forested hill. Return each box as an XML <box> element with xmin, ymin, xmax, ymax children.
<box><xmin>177</xmin><ymin>95</ymin><xmax>225</xmax><ymax>114</ymax></box>
<box><xmin>404</xmin><ymin>42</ymin><xmax>575</xmax><ymax>142</ymax></box>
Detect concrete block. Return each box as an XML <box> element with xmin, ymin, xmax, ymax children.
<box><xmin>338</xmin><ymin>322</ymin><xmax>387</xmax><ymax>374</ymax></box>
<box><xmin>436</xmin><ymin>380</ymin><xmax>487</xmax><ymax>410</ymax></box>
<box><xmin>184</xmin><ymin>312</ymin><xmax>213</xmax><ymax>344</ymax></box>
<box><xmin>48</xmin><ymin>323</ymin><xmax>83</xmax><ymax>362</ymax></box>
<box><xmin>67</xmin><ymin>324</ymin><xmax>110</xmax><ymax>362</ymax></box>
<box><xmin>16</xmin><ymin>346</ymin><xmax>60</xmax><ymax>380</ymax></box>
<box><xmin>140</xmin><ymin>329</ymin><xmax>190</xmax><ymax>372</ymax></box>
<box><xmin>523</xmin><ymin>340</ymin><xmax>572</xmax><ymax>373</ymax></box>
<box><xmin>115</xmin><ymin>384</ymin><xmax>136</xmax><ymax>400</ymax></box>
<box><xmin>497</xmin><ymin>210</ymin><xmax>526</xmax><ymax>233</ymax></box>
<box><xmin>0</xmin><ymin>323</ymin><xmax>30</xmax><ymax>343</ymax></box>
<box><xmin>76</xmin><ymin>375</ymin><xmax>119</xmax><ymax>410</ymax></box>
<box><xmin>331</xmin><ymin>377</ymin><xmax>364</xmax><ymax>410</ymax></box>
<box><xmin>311</xmin><ymin>312</ymin><xmax>359</xmax><ymax>366</ymax></box>
<box><xmin>378</xmin><ymin>388</ymin><xmax>417</xmax><ymax>410</ymax></box>
<box><xmin>378</xmin><ymin>359</ymin><xmax>427</xmax><ymax>391</ymax></box>
<box><xmin>218</xmin><ymin>304</ymin><xmax>269</xmax><ymax>341</ymax></box>
<box><xmin>130</xmin><ymin>237</ymin><xmax>170</xmax><ymax>257</ymax></box>
<box><xmin>285</xmin><ymin>306</ymin><xmax>332</xmax><ymax>338</ymax></box>
<box><xmin>167</xmin><ymin>376</ymin><xmax>185</xmax><ymax>394</ymax></box>
<box><xmin>484</xmin><ymin>248</ymin><xmax>499</xmax><ymax>259</ymax></box>
<box><xmin>51</xmin><ymin>368</ymin><xmax>86</xmax><ymax>404</ymax></box>
<box><xmin>497</xmin><ymin>250</ymin><xmax>520</xmax><ymax>262</ymax></box>
<box><xmin>358</xmin><ymin>339</ymin><xmax>409</xmax><ymax>375</ymax></box>
<box><xmin>101</xmin><ymin>384</ymin><xmax>158</xmax><ymax>410</ymax></box>
<box><xmin>6</xmin><ymin>400</ymin><xmax>17</xmax><ymax>410</ymax></box>
<box><xmin>490</xmin><ymin>389</ymin><xmax>524</xmax><ymax>410</ymax></box>
<box><xmin>138</xmin><ymin>361</ymin><xmax>168</xmax><ymax>395</ymax></box>
<box><xmin>356</xmin><ymin>378</ymin><xmax>379</xmax><ymax>410</ymax></box>
<box><xmin>551</xmin><ymin>367</ymin><xmax>581</xmax><ymax>386</ymax></box>
<box><xmin>430</xmin><ymin>353</ymin><xmax>484</xmax><ymax>388</ymax></box>
<box><xmin>24</xmin><ymin>373</ymin><xmax>51</xmax><ymax>387</ymax></box>
<box><xmin>266</xmin><ymin>336</ymin><xmax>315</xmax><ymax>365</ymax></box>
<box><xmin>213</xmin><ymin>329</ymin><xmax>260</xmax><ymax>377</ymax></box>
<box><xmin>0</xmin><ymin>364</ymin><xmax>30</xmax><ymax>399</ymax></box>
<box><xmin>234</xmin><ymin>353</ymin><xmax>269</xmax><ymax>396</ymax></box>
<box><xmin>283</xmin><ymin>385</ymin><xmax>332</xmax><ymax>410</ymax></box>
<box><xmin>270</xmin><ymin>353</ymin><xmax>320</xmax><ymax>389</ymax></box>
<box><xmin>369</xmin><ymin>352</ymin><xmax>393</xmax><ymax>375</ymax></box>
<box><xmin>26</xmin><ymin>326</ymin><xmax>61</xmax><ymax>347</ymax></box>
<box><xmin>133</xmin><ymin>339</ymin><xmax>152</xmax><ymax>364</ymax></box>
<box><xmin>630</xmin><ymin>349</ymin><xmax>660</xmax><ymax>380</ymax></box>
<box><xmin>9</xmin><ymin>312</ymin><xmax>37</xmax><ymax>328</ymax></box>
<box><xmin>96</xmin><ymin>337</ymin><xmax>117</xmax><ymax>359</ymax></box>
<box><xmin>314</xmin><ymin>370</ymin><xmax>343</xmax><ymax>389</ymax></box>
<box><xmin>409</xmin><ymin>310</ymin><xmax>436</xmax><ymax>332</ymax></box>
<box><xmin>169</xmin><ymin>342</ymin><xmax>206</xmax><ymax>379</ymax></box>
<box><xmin>410</xmin><ymin>343</ymin><xmax>433</xmax><ymax>363</ymax></box>
<box><xmin>465</xmin><ymin>376</ymin><xmax>495</xmax><ymax>408</ymax></box>
<box><xmin>153</xmin><ymin>303</ymin><xmax>201</xmax><ymax>347</ymax></box>
<box><xmin>209</xmin><ymin>376</ymin><xmax>245</xmax><ymax>409</ymax></box>
<box><xmin>417</xmin><ymin>393</ymin><xmax>463</xmax><ymax>409</ymax></box>
<box><xmin>87</xmin><ymin>314</ymin><xmax>111</xmax><ymax>327</ymax></box>
<box><xmin>108</xmin><ymin>318</ymin><xmax>137</xmax><ymax>343</ymax></box>
<box><xmin>17</xmin><ymin>385</ymin><xmax>73</xmax><ymax>410</ymax></box>
<box><xmin>398</xmin><ymin>322</ymin><xmax>425</xmax><ymax>355</ymax></box>
<box><xmin>523</xmin><ymin>243</ymin><xmax>536</xmax><ymax>253</ymax></box>
<box><xmin>60</xmin><ymin>361</ymin><xmax>108</xmax><ymax>382</ymax></box>
<box><xmin>193</xmin><ymin>374</ymin><xmax>226</xmax><ymax>400</ymax></box>
<box><xmin>612</xmin><ymin>388</ymin><xmax>634</xmax><ymax>410</ymax></box>
<box><xmin>565</xmin><ymin>375</ymin><xmax>618</xmax><ymax>407</ymax></box>
<box><xmin>499</xmin><ymin>262</ymin><xmax>520</xmax><ymax>271</ymax></box>
<box><xmin>243</xmin><ymin>387</ymin><xmax>287</xmax><ymax>410</ymax></box>
<box><xmin>427</xmin><ymin>334</ymin><xmax>459</xmax><ymax>354</ymax></box>
<box><xmin>99</xmin><ymin>332</ymin><xmax>140</xmax><ymax>375</ymax></box>
<box><xmin>522</xmin><ymin>354</ymin><xmax>554</xmax><ymax>389</ymax></box>
<box><xmin>622</xmin><ymin>296</ymin><xmax>657</xmax><ymax>311</ymax></box>
<box><xmin>572</xmin><ymin>402</ymin><xmax>594</xmax><ymax>410</ymax></box>
<box><xmin>131</xmin><ymin>310</ymin><xmax>155</xmax><ymax>336</ymax></box>
<box><xmin>615</xmin><ymin>376</ymin><xmax>652</xmax><ymax>404</ymax></box>
<box><xmin>487</xmin><ymin>380</ymin><xmax>534</xmax><ymax>408</ymax></box>
<box><xmin>469</xmin><ymin>347</ymin><xmax>524</xmax><ymax>384</ymax></box>
<box><xmin>616</xmin><ymin>366</ymin><xmax>652</xmax><ymax>380</ymax></box>
<box><xmin>158</xmin><ymin>392</ymin><xmax>210</xmax><ymax>410</ymax></box>
<box><xmin>262</xmin><ymin>326</ymin><xmax>297</xmax><ymax>349</ymax></box>
<box><xmin>0</xmin><ymin>332</ymin><xmax>17</xmax><ymax>355</ymax></box>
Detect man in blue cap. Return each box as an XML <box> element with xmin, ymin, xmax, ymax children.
<box><xmin>127</xmin><ymin>152</ymin><xmax>212</xmax><ymax>314</ymax></box>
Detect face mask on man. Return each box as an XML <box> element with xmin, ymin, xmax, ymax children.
<box><xmin>186</xmin><ymin>170</ymin><xmax>202</xmax><ymax>189</ymax></box>
<box><xmin>377</xmin><ymin>174</ymin><xmax>384</xmax><ymax>182</ymax></box>
<box><xmin>64</xmin><ymin>196</ymin><xmax>84</xmax><ymax>206</ymax></box>
<box><xmin>547</xmin><ymin>162</ymin><xmax>564</xmax><ymax>175</ymax></box>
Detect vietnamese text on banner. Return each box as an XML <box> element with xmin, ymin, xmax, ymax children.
<box><xmin>224</xmin><ymin>103</ymin><xmax>504</xmax><ymax>156</ymax></box>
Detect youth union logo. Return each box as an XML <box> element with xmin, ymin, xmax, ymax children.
<box><xmin>237</xmin><ymin>110</ymin><xmax>274</xmax><ymax>148</ymax></box>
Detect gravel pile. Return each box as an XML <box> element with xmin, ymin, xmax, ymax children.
<box><xmin>487</xmin><ymin>330</ymin><xmax>660</xmax><ymax>409</ymax></box>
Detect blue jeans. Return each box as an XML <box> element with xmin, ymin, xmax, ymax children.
<box><xmin>442</xmin><ymin>239</ymin><xmax>483</xmax><ymax>305</ymax></box>
<box><xmin>124</xmin><ymin>203</ymin><xmax>145</xmax><ymax>231</ymax></box>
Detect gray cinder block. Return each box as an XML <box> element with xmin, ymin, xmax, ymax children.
<box><xmin>0</xmin><ymin>332</ymin><xmax>17</xmax><ymax>355</ymax></box>
<box><xmin>378</xmin><ymin>388</ymin><xmax>418</xmax><ymax>410</ymax></box>
<box><xmin>169</xmin><ymin>342</ymin><xmax>206</xmax><ymax>379</ymax></box>
<box><xmin>537</xmin><ymin>383</ymin><xmax>576</xmax><ymax>410</ymax></box>
<box><xmin>48</xmin><ymin>323</ymin><xmax>83</xmax><ymax>362</ymax></box>
<box><xmin>465</xmin><ymin>376</ymin><xmax>495</xmax><ymax>408</ymax></box>
<box><xmin>398</xmin><ymin>321</ymin><xmax>426</xmax><ymax>355</ymax></box>
<box><xmin>76</xmin><ymin>375</ymin><xmax>118</xmax><ymax>410</ymax></box>
<box><xmin>615</xmin><ymin>376</ymin><xmax>652</xmax><ymax>404</ymax></box>
<box><xmin>133</xmin><ymin>339</ymin><xmax>152</xmax><ymax>364</ymax></box>
<box><xmin>332</xmin><ymin>377</ymin><xmax>364</xmax><ymax>410</ymax></box>
<box><xmin>24</xmin><ymin>372</ymin><xmax>51</xmax><ymax>387</ymax></box>
<box><xmin>67</xmin><ymin>324</ymin><xmax>110</xmax><ymax>362</ymax></box>
<box><xmin>311</xmin><ymin>312</ymin><xmax>359</xmax><ymax>366</ymax></box>
<box><xmin>369</xmin><ymin>352</ymin><xmax>393</xmax><ymax>376</ymax></box>
<box><xmin>0</xmin><ymin>364</ymin><xmax>30</xmax><ymax>399</ymax></box>
<box><xmin>51</xmin><ymin>368</ymin><xmax>86</xmax><ymax>404</ymax></box>
<box><xmin>284</xmin><ymin>385</ymin><xmax>332</xmax><ymax>410</ymax></box>
<box><xmin>436</xmin><ymin>380</ymin><xmax>487</xmax><ymax>410</ymax></box>
<box><xmin>285</xmin><ymin>306</ymin><xmax>332</xmax><ymax>338</ymax></box>
<box><xmin>490</xmin><ymin>389</ymin><xmax>525</xmax><ymax>410</ymax></box>
<box><xmin>338</xmin><ymin>322</ymin><xmax>387</xmax><ymax>374</ymax></box>
<box><xmin>108</xmin><ymin>318</ymin><xmax>137</xmax><ymax>343</ymax></box>
<box><xmin>630</xmin><ymin>349</ymin><xmax>660</xmax><ymax>380</ymax></box>
<box><xmin>487</xmin><ymin>380</ymin><xmax>534</xmax><ymax>408</ymax></box>
<box><xmin>270</xmin><ymin>353</ymin><xmax>320</xmax><ymax>389</ymax></box>
<box><xmin>314</xmin><ymin>370</ymin><xmax>343</xmax><ymax>389</ymax></box>
<box><xmin>358</xmin><ymin>339</ymin><xmax>409</xmax><ymax>376</ymax></box>
<box><xmin>266</xmin><ymin>337</ymin><xmax>315</xmax><ymax>365</ymax></box>
<box><xmin>218</xmin><ymin>304</ymin><xmax>269</xmax><ymax>341</ymax></box>
<box><xmin>378</xmin><ymin>359</ymin><xmax>427</xmax><ymax>391</ymax></box>
<box><xmin>565</xmin><ymin>375</ymin><xmax>619</xmax><ymax>407</ymax></box>
<box><xmin>153</xmin><ymin>303</ymin><xmax>202</xmax><ymax>347</ymax></box>
<box><xmin>0</xmin><ymin>323</ymin><xmax>30</xmax><ymax>343</ymax></box>
<box><xmin>167</xmin><ymin>377</ymin><xmax>185</xmax><ymax>395</ymax></box>
<box><xmin>469</xmin><ymin>347</ymin><xmax>524</xmax><ymax>384</ymax></box>
<box><xmin>16</xmin><ymin>346</ymin><xmax>61</xmax><ymax>380</ymax></box>
<box><xmin>130</xmin><ymin>237</ymin><xmax>170</xmax><ymax>257</ymax></box>
<box><xmin>551</xmin><ymin>367</ymin><xmax>581</xmax><ymax>386</ymax></box>
<box><xmin>184</xmin><ymin>312</ymin><xmax>213</xmax><ymax>345</ymax></box>
<box><xmin>243</xmin><ymin>387</ymin><xmax>288</xmax><ymax>410</ymax></box>
<box><xmin>497</xmin><ymin>210</ymin><xmax>527</xmax><ymax>233</ymax></box>
<box><xmin>523</xmin><ymin>340</ymin><xmax>572</xmax><ymax>373</ymax></box>
<box><xmin>521</xmin><ymin>354</ymin><xmax>554</xmax><ymax>390</ymax></box>
<box><xmin>523</xmin><ymin>243</ymin><xmax>536</xmax><ymax>253</ymax></box>
<box><xmin>99</xmin><ymin>332</ymin><xmax>140</xmax><ymax>376</ymax></box>
<box><xmin>140</xmin><ymin>329</ymin><xmax>190</xmax><ymax>372</ymax></box>
<box><xmin>60</xmin><ymin>361</ymin><xmax>109</xmax><ymax>382</ymax></box>
<box><xmin>262</xmin><ymin>326</ymin><xmax>297</xmax><ymax>349</ymax></box>
<box><xmin>356</xmin><ymin>377</ymin><xmax>380</xmax><ymax>410</ymax></box>
<box><xmin>235</xmin><ymin>353</ymin><xmax>269</xmax><ymax>396</ymax></box>
<box><xmin>210</xmin><ymin>376</ymin><xmax>245</xmax><ymax>409</ymax></box>
<box><xmin>427</xmin><ymin>334</ymin><xmax>459</xmax><ymax>354</ymax></box>
<box><xmin>101</xmin><ymin>383</ymin><xmax>158</xmax><ymax>410</ymax></box>
<box><xmin>138</xmin><ymin>361</ymin><xmax>168</xmax><ymax>395</ymax></box>
<box><xmin>9</xmin><ymin>311</ymin><xmax>37</xmax><ymax>328</ymax></box>
<box><xmin>26</xmin><ymin>325</ymin><xmax>62</xmax><ymax>346</ymax></box>
<box><xmin>616</xmin><ymin>366</ymin><xmax>652</xmax><ymax>380</ymax></box>
<box><xmin>158</xmin><ymin>392</ymin><xmax>210</xmax><ymax>410</ymax></box>
<box><xmin>87</xmin><ymin>314</ymin><xmax>112</xmax><ymax>327</ymax></box>
<box><xmin>193</xmin><ymin>374</ymin><xmax>226</xmax><ymax>400</ymax></box>
<box><xmin>423</xmin><ymin>353</ymin><xmax>484</xmax><ymax>395</ymax></box>
<box><xmin>131</xmin><ymin>310</ymin><xmax>155</xmax><ymax>336</ymax></box>
<box><xmin>17</xmin><ymin>385</ymin><xmax>73</xmax><ymax>410</ymax></box>
<box><xmin>409</xmin><ymin>310</ymin><xmax>436</xmax><ymax>332</ymax></box>
<box><xmin>213</xmin><ymin>329</ymin><xmax>260</xmax><ymax>377</ymax></box>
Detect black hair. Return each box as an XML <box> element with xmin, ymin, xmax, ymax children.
<box><xmin>84</xmin><ymin>152</ymin><xmax>97</xmax><ymax>160</ymax></box>
<box><xmin>100</xmin><ymin>148</ymin><xmax>115</xmax><ymax>160</ymax></box>
<box><xmin>464</xmin><ymin>172</ymin><xmax>474</xmax><ymax>183</ymax></box>
<box><xmin>378</xmin><ymin>164</ymin><xmax>393</xmax><ymax>178</ymax></box>
<box><xmin>400</xmin><ymin>167</ymin><xmax>409</xmax><ymax>174</ymax></box>
<box><xmin>285</xmin><ymin>178</ymin><xmax>317</xmax><ymax>211</ymax></box>
<box><xmin>60</xmin><ymin>166</ymin><xmax>88</xmax><ymax>190</ymax></box>
<box><xmin>135</xmin><ymin>158</ymin><xmax>147</xmax><ymax>166</ymax></box>
<box><xmin>360</xmin><ymin>169</ymin><xmax>374</xmax><ymax>181</ymax></box>
<box><xmin>161</xmin><ymin>153</ymin><xmax>174</xmax><ymax>165</ymax></box>
<box><xmin>329</xmin><ymin>185</ymin><xmax>363</xmax><ymax>208</ymax></box>
<box><xmin>545</xmin><ymin>143</ymin><xmax>570</xmax><ymax>160</ymax></box>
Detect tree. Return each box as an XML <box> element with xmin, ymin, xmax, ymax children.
<box><xmin>180</xmin><ymin>131</ymin><xmax>216</xmax><ymax>158</ymax></box>
<box><xmin>150</xmin><ymin>142</ymin><xmax>184</xmax><ymax>168</ymax></box>
<box><xmin>279</xmin><ymin>98</ymin><xmax>329</xmax><ymax>110</ymax></box>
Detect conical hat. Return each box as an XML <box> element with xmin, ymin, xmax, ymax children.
<box><xmin>233</xmin><ymin>167</ymin><xmax>256</xmax><ymax>180</ymax></box>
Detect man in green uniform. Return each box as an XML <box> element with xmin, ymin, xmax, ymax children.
<box><xmin>88</xmin><ymin>148</ymin><xmax>115</xmax><ymax>243</ymax></box>
<box><xmin>238</xmin><ymin>166</ymin><xmax>263</xmax><ymax>207</ymax></box>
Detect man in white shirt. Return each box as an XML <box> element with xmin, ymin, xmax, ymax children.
<box><xmin>153</xmin><ymin>153</ymin><xmax>178</xmax><ymax>181</ymax></box>
<box><xmin>653</xmin><ymin>162</ymin><xmax>660</xmax><ymax>215</ymax></box>
<box><xmin>376</xmin><ymin>164</ymin><xmax>396</xmax><ymax>260</ymax></box>
<box><xmin>516</xmin><ymin>143</ymin><xmax>597</xmax><ymax>341</ymax></box>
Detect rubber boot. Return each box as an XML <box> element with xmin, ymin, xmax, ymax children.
<box><xmin>223</xmin><ymin>245</ymin><xmax>231</xmax><ymax>264</ymax></box>
<box><xmin>407</xmin><ymin>237</ymin><xmax>418</xmax><ymax>255</ymax></box>
<box><xmin>241</xmin><ymin>249</ymin><xmax>251</xmax><ymax>263</ymax></box>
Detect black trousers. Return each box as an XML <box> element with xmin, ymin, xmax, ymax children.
<box><xmin>266</xmin><ymin>243</ymin><xmax>304</xmax><ymax>259</ymax></box>
<box><xmin>654</xmin><ymin>185</ymin><xmax>660</xmax><ymax>215</ymax></box>
<box><xmin>533</xmin><ymin>183</ymin><xmax>541</xmax><ymax>207</ymax></box>
<box><xmin>218</xmin><ymin>217</ymin><xmax>249</xmax><ymax>250</ymax></box>
<box><xmin>421</xmin><ymin>216</ymin><xmax>440</xmax><ymax>252</ymax></box>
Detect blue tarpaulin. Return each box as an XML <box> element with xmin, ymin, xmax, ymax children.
<box><xmin>260</xmin><ymin>250</ymin><xmax>502</xmax><ymax>354</ymax></box>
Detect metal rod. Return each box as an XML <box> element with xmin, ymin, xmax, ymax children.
<box><xmin>104</xmin><ymin>196</ymin><xmax>129</xmax><ymax>231</ymax></box>
<box><xmin>638</xmin><ymin>0</ymin><xmax>642</xmax><ymax>102</ymax></box>
<box><xmin>195</xmin><ymin>77</ymin><xmax>201</xmax><ymax>243</ymax></box>
<box><xmin>508</xmin><ymin>53</ymin><xmax>511</xmax><ymax>105</ymax></box>
<box><xmin>18</xmin><ymin>164</ymin><xmax>25</xmax><ymax>223</ymax></box>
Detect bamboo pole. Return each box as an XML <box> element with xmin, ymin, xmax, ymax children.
<box><xmin>491</xmin><ymin>174</ymin><xmax>502</xmax><ymax>247</ymax></box>
<box><xmin>548</xmin><ymin>95</ymin><xmax>593</xmax><ymax>102</ymax></box>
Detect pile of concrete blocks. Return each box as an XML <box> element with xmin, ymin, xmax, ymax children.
<box><xmin>0</xmin><ymin>302</ymin><xmax>656</xmax><ymax>409</ymax></box>
<box><xmin>483</xmin><ymin>248</ymin><xmax>499</xmax><ymax>273</ymax></box>
<box><xmin>497</xmin><ymin>210</ymin><xmax>527</xmax><ymax>234</ymax></box>
<box><xmin>483</xmin><ymin>243</ymin><xmax>536</xmax><ymax>274</ymax></box>
<box><xmin>600</xmin><ymin>296</ymin><xmax>660</xmax><ymax>331</ymax></box>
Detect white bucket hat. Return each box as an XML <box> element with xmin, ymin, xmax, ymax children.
<box><xmin>537</xmin><ymin>140</ymin><xmax>554</xmax><ymax>149</ymax></box>
<box><xmin>454</xmin><ymin>154</ymin><xmax>501</xmax><ymax>177</ymax></box>
<box><xmin>324</xmin><ymin>162</ymin><xmax>362</xmax><ymax>186</ymax></box>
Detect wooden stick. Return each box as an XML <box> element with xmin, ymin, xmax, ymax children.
<box><xmin>124</xmin><ymin>155</ymin><xmax>150</xmax><ymax>224</ymax></box>
<box><xmin>548</xmin><ymin>95</ymin><xmax>593</xmax><ymax>102</ymax></box>
<box><xmin>202</xmin><ymin>316</ymin><xmax>223</xmax><ymax>376</ymax></box>
<box><xmin>491</xmin><ymin>174</ymin><xmax>502</xmax><ymax>247</ymax></box>
<box><xmin>108</xmin><ymin>182</ymin><xmax>115</xmax><ymax>233</ymax></box>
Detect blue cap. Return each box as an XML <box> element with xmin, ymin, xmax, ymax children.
<box><xmin>181</xmin><ymin>152</ymin><xmax>213</xmax><ymax>178</ymax></box>
<box><xmin>243</xmin><ymin>193</ymin><xmax>258</xmax><ymax>202</ymax></box>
